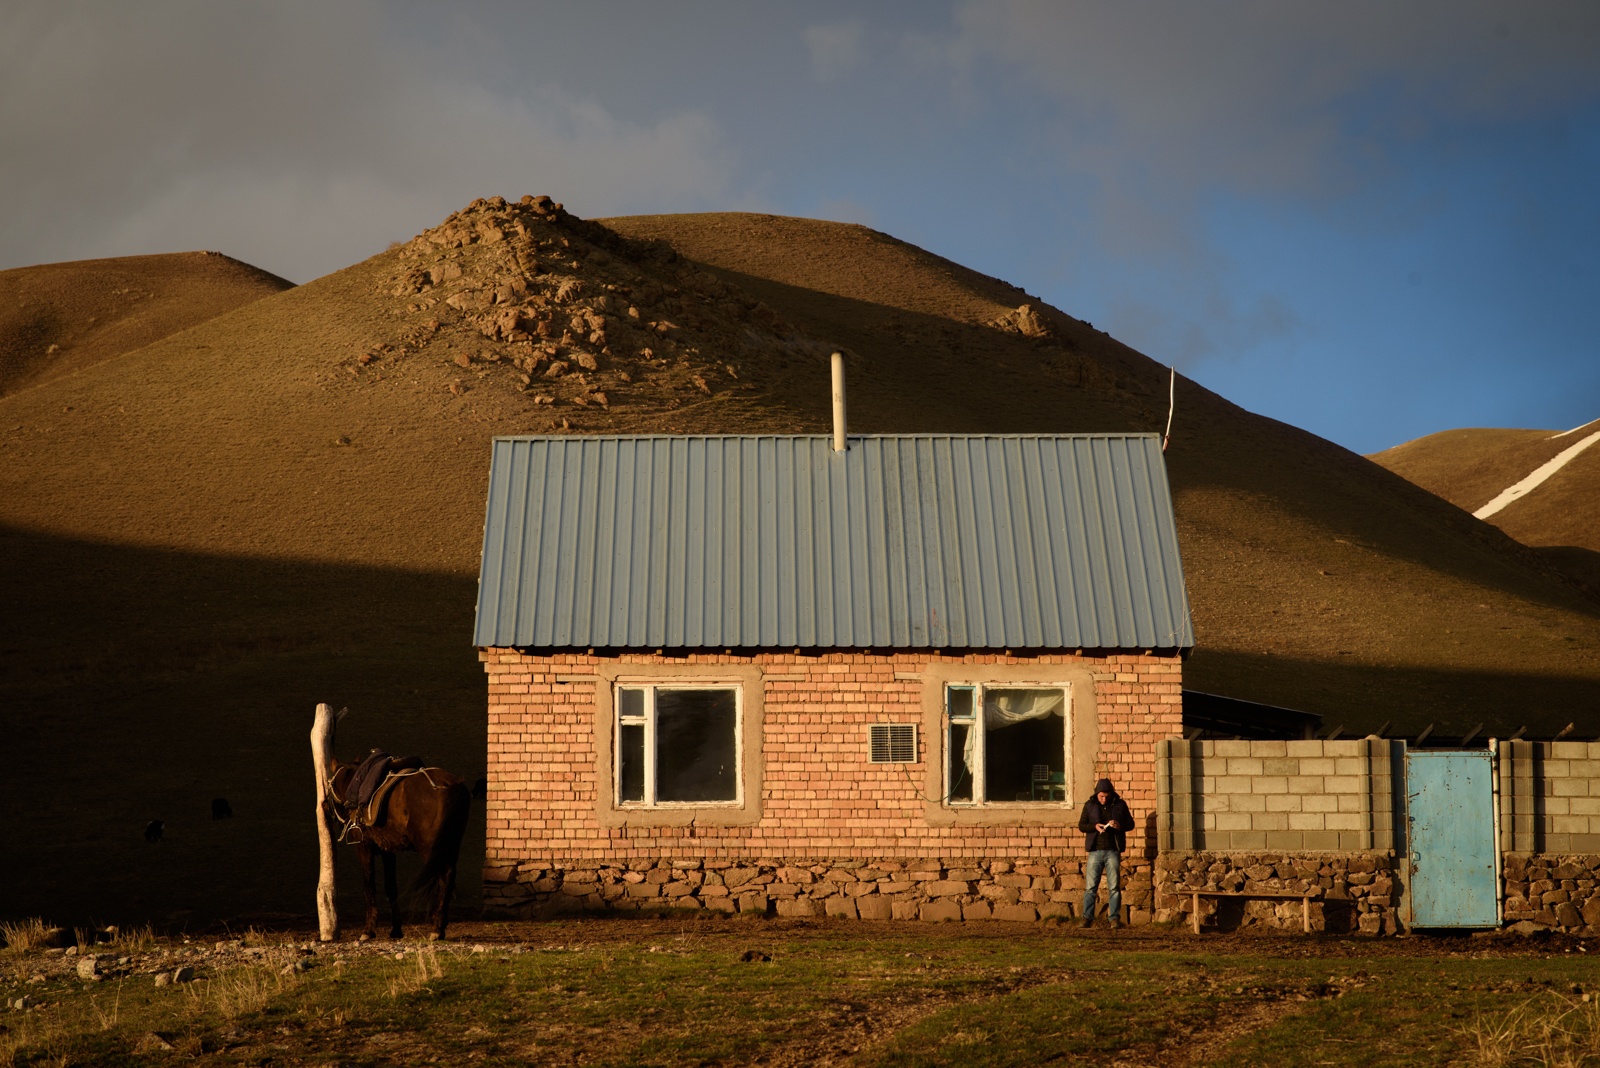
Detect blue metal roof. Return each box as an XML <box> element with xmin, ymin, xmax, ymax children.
<box><xmin>473</xmin><ymin>435</ymin><xmax>1194</xmax><ymax>650</ymax></box>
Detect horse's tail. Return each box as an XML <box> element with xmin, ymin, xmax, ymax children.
<box><xmin>412</xmin><ymin>781</ymin><xmax>471</xmax><ymax>893</ymax></box>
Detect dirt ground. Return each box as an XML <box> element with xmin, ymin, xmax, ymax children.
<box><xmin>6</xmin><ymin>916</ymin><xmax>1598</xmax><ymax>1067</ymax></box>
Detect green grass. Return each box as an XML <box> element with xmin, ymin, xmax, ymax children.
<box><xmin>2</xmin><ymin>922</ymin><xmax>1596</xmax><ymax>1066</ymax></box>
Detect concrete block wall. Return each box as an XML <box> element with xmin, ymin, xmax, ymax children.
<box><xmin>1156</xmin><ymin>738</ymin><xmax>1400</xmax><ymax>853</ymax></box>
<box><xmin>1499</xmin><ymin>741</ymin><xmax>1600</xmax><ymax>854</ymax></box>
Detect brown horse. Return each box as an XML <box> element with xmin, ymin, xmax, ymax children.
<box><xmin>322</xmin><ymin>755</ymin><xmax>471</xmax><ymax>941</ymax></box>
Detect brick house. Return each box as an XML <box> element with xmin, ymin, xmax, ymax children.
<box><xmin>474</xmin><ymin>433</ymin><xmax>1193</xmax><ymax>922</ymax></box>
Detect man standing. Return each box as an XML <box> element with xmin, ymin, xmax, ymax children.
<box><xmin>1078</xmin><ymin>777</ymin><xmax>1134</xmax><ymax>928</ymax></box>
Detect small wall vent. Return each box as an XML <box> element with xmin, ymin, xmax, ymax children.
<box><xmin>869</xmin><ymin>723</ymin><xmax>917</xmax><ymax>763</ymax></box>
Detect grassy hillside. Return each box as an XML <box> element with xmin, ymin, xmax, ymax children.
<box><xmin>3</xmin><ymin>196</ymin><xmax>1598</xmax><ymax>926</ymax></box>
<box><xmin>1372</xmin><ymin>420</ymin><xmax>1600</xmax><ymax>593</ymax></box>
<box><xmin>0</xmin><ymin>251</ymin><xmax>292</xmax><ymax>397</ymax></box>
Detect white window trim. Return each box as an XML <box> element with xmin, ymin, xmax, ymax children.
<box><xmin>590</xmin><ymin>662</ymin><xmax>765</xmax><ymax>829</ymax></box>
<box><xmin>942</xmin><ymin>681</ymin><xmax>1073</xmax><ymax>807</ymax></box>
<box><xmin>614</xmin><ymin>682</ymin><xmax>743</xmax><ymax>809</ymax></box>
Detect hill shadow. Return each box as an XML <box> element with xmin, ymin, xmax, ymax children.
<box><xmin>1536</xmin><ymin>546</ymin><xmax>1600</xmax><ymax>599</ymax></box>
<box><xmin>0</xmin><ymin>525</ymin><xmax>486</xmax><ymax>929</ymax></box>
<box><xmin>1188</xmin><ymin>647</ymin><xmax>1600</xmax><ymax>740</ymax></box>
<box><xmin>6</xmin><ymin>522</ymin><xmax>1597</xmax><ymax>928</ymax></box>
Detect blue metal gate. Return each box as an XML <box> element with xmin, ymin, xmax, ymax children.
<box><xmin>1406</xmin><ymin>750</ymin><xmax>1499</xmax><ymax>928</ymax></box>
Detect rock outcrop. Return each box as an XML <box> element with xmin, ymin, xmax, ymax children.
<box><xmin>364</xmin><ymin>194</ymin><xmax>833</xmax><ymax>416</ymax></box>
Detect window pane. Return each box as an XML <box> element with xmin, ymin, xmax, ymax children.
<box><xmin>618</xmin><ymin>687</ymin><xmax>645</xmax><ymax>720</ymax></box>
<box><xmin>618</xmin><ymin>723</ymin><xmax>645</xmax><ymax>802</ymax></box>
<box><xmin>947</xmin><ymin>686</ymin><xmax>975</xmax><ymax>721</ymax></box>
<box><xmin>947</xmin><ymin>723</ymin><xmax>973</xmax><ymax>802</ymax></box>
<box><xmin>655</xmin><ymin>689</ymin><xmax>738</xmax><ymax>802</ymax></box>
<box><xmin>982</xmin><ymin>688</ymin><xmax>1066</xmax><ymax>802</ymax></box>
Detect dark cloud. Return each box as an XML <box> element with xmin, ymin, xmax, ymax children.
<box><xmin>1</xmin><ymin>2</ymin><xmax>1593</xmax><ymax>450</ymax></box>
<box><xmin>949</xmin><ymin>0</ymin><xmax>1600</xmax><ymax>198</ymax></box>
<box><xmin>0</xmin><ymin>1</ymin><xmax>739</xmax><ymax>280</ymax></box>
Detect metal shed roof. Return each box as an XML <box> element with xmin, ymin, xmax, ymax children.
<box><xmin>473</xmin><ymin>434</ymin><xmax>1194</xmax><ymax>651</ymax></box>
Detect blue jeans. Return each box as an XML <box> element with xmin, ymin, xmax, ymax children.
<box><xmin>1082</xmin><ymin>850</ymin><xmax>1121</xmax><ymax>922</ymax></box>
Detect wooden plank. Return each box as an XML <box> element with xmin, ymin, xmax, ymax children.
<box><xmin>1186</xmin><ymin>887</ymin><xmax>1319</xmax><ymax>936</ymax></box>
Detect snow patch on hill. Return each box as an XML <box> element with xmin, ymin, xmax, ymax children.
<box><xmin>1476</xmin><ymin>426</ymin><xmax>1600</xmax><ymax>519</ymax></box>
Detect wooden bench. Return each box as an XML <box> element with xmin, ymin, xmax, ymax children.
<box><xmin>1186</xmin><ymin>889</ymin><xmax>1321</xmax><ymax>934</ymax></box>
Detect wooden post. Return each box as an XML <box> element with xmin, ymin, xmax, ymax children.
<box><xmin>311</xmin><ymin>703</ymin><xmax>338</xmax><ymax>942</ymax></box>
<box><xmin>830</xmin><ymin>352</ymin><xmax>847</xmax><ymax>452</ymax></box>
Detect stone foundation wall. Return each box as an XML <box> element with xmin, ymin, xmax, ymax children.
<box><xmin>484</xmin><ymin>856</ymin><xmax>1154</xmax><ymax>923</ymax></box>
<box><xmin>1502</xmin><ymin>855</ymin><xmax>1600</xmax><ymax>932</ymax></box>
<box><xmin>1154</xmin><ymin>851</ymin><xmax>1400</xmax><ymax>934</ymax></box>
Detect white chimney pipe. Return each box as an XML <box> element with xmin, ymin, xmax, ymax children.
<box><xmin>831</xmin><ymin>351</ymin><xmax>847</xmax><ymax>452</ymax></box>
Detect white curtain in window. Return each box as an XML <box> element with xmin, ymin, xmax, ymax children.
<box><xmin>984</xmin><ymin>689</ymin><xmax>1064</xmax><ymax>727</ymax></box>
<box><xmin>961</xmin><ymin>688</ymin><xmax>1066</xmax><ymax>776</ymax></box>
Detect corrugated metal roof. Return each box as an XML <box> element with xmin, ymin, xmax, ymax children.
<box><xmin>473</xmin><ymin>435</ymin><xmax>1194</xmax><ymax>651</ymax></box>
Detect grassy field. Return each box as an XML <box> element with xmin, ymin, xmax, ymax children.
<box><xmin>4</xmin><ymin>918</ymin><xmax>1598</xmax><ymax>1067</ymax></box>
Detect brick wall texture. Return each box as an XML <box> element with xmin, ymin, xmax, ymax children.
<box><xmin>481</xmin><ymin>648</ymin><xmax>1182</xmax><ymax>920</ymax></box>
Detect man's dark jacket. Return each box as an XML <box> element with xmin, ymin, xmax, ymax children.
<box><xmin>1078</xmin><ymin>791</ymin><xmax>1134</xmax><ymax>853</ymax></box>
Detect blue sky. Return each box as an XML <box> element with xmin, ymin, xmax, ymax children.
<box><xmin>3</xmin><ymin>1</ymin><xmax>1597</xmax><ymax>452</ymax></box>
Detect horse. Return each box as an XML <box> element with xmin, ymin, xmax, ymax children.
<box><xmin>321</xmin><ymin>753</ymin><xmax>471</xmax><ymax>941</ymax></box>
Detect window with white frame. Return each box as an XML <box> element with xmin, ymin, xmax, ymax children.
<box><xmin>615</xmin><ymin>684</ymin><xmax>741</xmax><ymax>805</ymax></box>
<box><xmin>944</xmin><ymin>684</ymin><xmax>1069</xmax><ymax>804</ymax></box>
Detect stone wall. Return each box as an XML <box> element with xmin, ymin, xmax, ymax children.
<box><xmin>1497</xmin><ymin>742</ymin><xmax>1600</xmax><ymax>935</ymax></box>
<box><xmin>483</xmin><ymin>856</ymin><xmax>1154</xmax><ymax>923</ymax></box>
<box><xmin>1154</xmin><ymin>851</ymin><xmax>1400</xmax><ymax>934</ymax></box>
<box><xmin>481</xmin><ymin>648</ymin><xmax>1181</xmax><ymax>917</ymax></box>
<box><xmin>1502</xmin><ymin>855</ymin><xmax>1600</xmax><ymax>932</ymax></box>
<box><xmin>1155</xmin><ymin>738</ymin><xmax>1401</xmax><ymax>853</ymax></box>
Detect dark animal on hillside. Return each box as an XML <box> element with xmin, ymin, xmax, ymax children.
<box><xmin>143</xmin><ymin>819</ymin><xmax>163</xmax><ymax>843</ymax></box>
<box><xmin>321</xmin><ymin>751</ymin><xmax>470</xmax><ymax>941</ymax></box>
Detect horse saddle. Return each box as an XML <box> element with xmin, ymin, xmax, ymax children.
<box><xmin>346</xmin><ymin>749</ymin><xmax>424</xmax><ymax>829</ymax></box>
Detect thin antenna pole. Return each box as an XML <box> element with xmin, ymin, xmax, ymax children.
<box><xmin>1163</xmin><ymin>366</ymin><xmax>1176</xmax><ymax>453</ymax></box>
